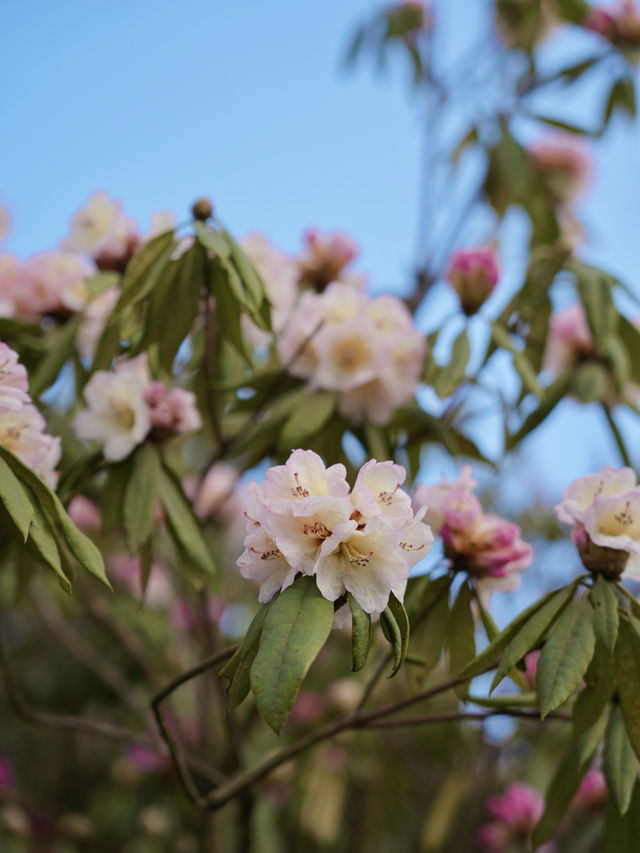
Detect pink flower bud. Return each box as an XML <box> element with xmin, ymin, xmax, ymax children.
<box><xmin>528</xmin><ymin>134</ymin><xmax>592</xmax><ymax>203</ymax></box>
<box><xmin>571</xmin><ymin>522</ymin><xmax>629</xmax><ymax>579</ymax></box>
<box><xmin>571</xmin><ymin>768</ymin><xmax>607</xmax><ymax>810</ymax></box>
<box><xmin>145</xmin><ymin>384</ymin><xmax>202</xmax><ymax>437</ymax></box>
<box><xmin>445</xmin><ymin>246</ymin><xmax>500</xmax><ymax>316</ymax></box>
<box><xmin>299</xmin><ymin>228</ymin><xmax>358</xmax><ymax>288</ymax></box>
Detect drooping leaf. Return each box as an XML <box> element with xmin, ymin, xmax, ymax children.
<box><xmin>605</xmin><ymin>705</ymin><xmax>640</xmax><ymax>816</ymax></box>
<box><xmin>573</xmin><ymin>641</ymin><xmax>615</xmax><ymax>737</ymax></box>
<box><xmin>412</xmin><ymin>584</ymin><xmax>451</xmax><ymax>675</ymax></box>
<box><xmin>158</xmin><ymin>464</ymin><xmax>216</xmax><ymax>577</ymax></box>
<box><xmin>381</xmin><ymin>604</ymin><xmax>404</xmax><ymax>678</ymax></box>
<box><xmin>348</xmin><ymin>593</ymin><xmax>371</xmax><ymax>672</ymax></box>
<box><xmin>24</xmin><ymin>499</ymin><xmax>71</xmax><ymax>594</ymax></box>
<box><xmin>220</xmin><ymin>604</ymin><xmax>271</xmax><ymax>711</ymax></box>
<box><xmin>533</xmin><ymin>711</ymin><xmax>609</xmax><ymax>847</ymax></box>
<box><xmin>250</xmin><ymin>577</ymin><xmax>333</xmax><ymax>733</ymax></box>
<box><xmin>0</xmin><ymin>456</ymin><xmax>33</xmax><ymax>542</ymax></box>
<box><xmin>101</xmin><ymin>459</ymin><xmax>132</xmax><ymax>534</ymax></box>
<box><xmin>447</xmin><ymin>581</ymin><xmax>475</xmax><ymax>696</ymax></box>
<box><xmin>279</xmin><ymin>392</ymin><xmax>337</xmax><ymax>450</ymax></box>
<box><xmin>614</xmin><ymin>616</ymin><xmax>640</xmax><ymax>763</ymax></box>
<box><xmin>0</xmin><ymin>446</ymin><xmax>110</xmax><ymax>589</ymax></box>
<box><xmin>115</xmin><ymin>230</ymin><xmax>176</xmax><ymax>310</ymax></box>
<box><xmin>604</xmin><ymin>782</ymin><xmax>640</xmax><ymax>853</ymax></box>
<box><xmin>590</xmin><ymin>575</ymin><xmax>620</xmax><ymax>655</ymax></box>
<box><xmin>123</xmin><ymin>443</ymin><xmax>160</xmax><ymax>555</ymax></box>
<box><xmin>29</xmin><ymin>314</ymin><xmax>82</xmax><ymax>397</ymax></box>
<box><xmin>491</xmin><ymin>581</ymin><xmax>578</xmax><ymax>693</ymax></box>
<box><xmin>537</xmin><ymin>593</ymin><xmax>596</xmax><ymax>719</ymax></box>
<box><xmin>388</xmin><ymin>592</ymin><xmax>410</xmax><ymax>665</ymax></box>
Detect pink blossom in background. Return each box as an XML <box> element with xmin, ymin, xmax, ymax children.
<box><xmin>61</xmin><ymin>191</ymin><xmax>139</xmax><ymax>271</ymax></box>
<box><xmin>413</xmin><ymin>468</ymin><xmax>532</xmax><ymax>597</ymax></box>
<box><xmin>18</xmin><ymin>251</ymin><xmax>95</xmax><ymax>318</ymax></box>
<box><xmin>67</xmin><ymin>496</ymin><xmax>101</xmax><ymax>533</ymax></box>
<box><xmin>477</xmin><ymin>783</ymin><xmax>544</xmax><ymax>853</ymax></box>
<box><xmin>543</xmin><ymin>303</ymin><xmax>595</xmax><ymax>375</ymax></box>
<box><xmin>0</xmin><ymin>342</ymin><xmax>30</xmax><ymax>410</ymax></box>
<box><xmin>145</xmin><ymin>382</ymin><xmax>202</xmax><ymax>436</ymax></box>
<box><xmin>194</xmin><ymin>462</ymin><xmax>244</xmax><ymax>528</ymax></box>
<box><xmin>276</xmin><ymin>281</ymin><xmax>425</xmax><ymax>424</ymax></box>
<box><xmin>584</xmin><ymin>0</ymin><xmax>640</xmax><ymax>52</ymax></box>
<box><xmin>127</xmin><ymin>744</ymin><xmax>171</xmax><ymax>775</ymax></box>
<box><xmin>527</xmin><ymin>134</ymin><xmax>593</xmax><ymax>203</ymax></box>
<box><xmin>0</xmin><ymin>254</ymin><xmax>21</xmax><ymax>317</ymax></box>
<box><xmin>76</xmin><ymin>286</ymin><xmax>119</xmax><ymax>360</ymax></box>
<box><xmin>523</xmin><ymin>650</ymin><xmax>540</xmax><ymax>691</ymax></box>
<box><xmin>299</xmin><ymin>228</ymin><xmax>358</xmax><ymax>288</ymax></box>
<box><xmin>445</xmin><ymin>246</ymin><xmax>500</xmax><ymax>315</ymax></box>
<box><xmin>108</xmin><ymin>553</ymin><xmax>172</xmax><ymax>607</ymax></box>
<box><xmin>571</xmin><ymin>768</ymin><xmax>608</xmax><ymax>810</ymax></box>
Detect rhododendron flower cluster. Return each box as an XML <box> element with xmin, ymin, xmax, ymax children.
<box><xmin>74</xmin><ymin>353</ymin><xmax>201</xmax><ymax>462</ymax></box>
<box><xmin>444</xmin><ymin>245</ymin><xmax>500</xmax><ymax>315</ymax></box>
<box><xmin>0</xmin><ymin>250</ymin><xmax>95</xmax><ymax>320</ymax></box>
<box><xmin>476</xmin><ymin>783</ymin><xmax>544</xmax><ymax>853</ymax></box>
<box><xmin>61</xmin><ymin>191</ymin><xmax>140</xmax><ymax>271</ymax></box>
<box><xmin>412</xmin><ymin>466</ymin><xmax>532</xmax><ymax>594</ymax></box>
<box><xmin>0</xmin><ymin>341</ymin><xmax>60</xmax><ymax>487</ymax></box>
<box><xmin>527</xmin><ymin>133</ymin><xmax>592</xmax><ymax>204</ymax></box>
<box><xmin>237</xmin><ymin>450</ymin><xmax>433</xmax><ymax>614</ymax></box>
<box><xmin>555</xmin><ymin>465</ymin><xmax>640</xmax><ymax>579</ymax></box>
<box><xmin>298</xmin><ymin>228</ymin><xmax>359</xmax><ymax>289</ymax></box>
<box><xmin>276</xmin><ymin>282</ymin><xmax>426</xmax><ymax>424</ymax></box>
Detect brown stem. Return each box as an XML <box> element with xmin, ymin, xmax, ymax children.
<box><xmin>360</xmin><ymin>708</ymin><xmax>571</xmax><ymax>728</ymax></box>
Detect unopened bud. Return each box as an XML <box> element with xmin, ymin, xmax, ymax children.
<box><xmin>191</xmin><ymin>197</ymin><xmax>214</xmax><ymax>221</ymax></box>
<box><xmin>445</xmin><ymin>246</ymin><xmax>499</xmax><ymax>316</ymax></box>
<box><xmin>571</xmin><ymin>523</ymin><xmax>628</xmax><ymax>579</ymax></box>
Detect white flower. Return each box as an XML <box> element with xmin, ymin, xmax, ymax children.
<box><xmin>76</xmin><ymin>286</ymin><xmax>119</xmax><ymax>360</ymax></box>
<box><xmin>351</xmin><ymin>459</ymin><xmax>414</xmax><ymax>528</ymax></box>
<box><xmin>61</xmin><ymin>192</ymin><xmax>138</xmax><ymax>266</ymax></box>
<box><xmin>0</xmin><ymin>405</ymin><xmax>61</xmax><ymax>488</ymax></box>
<box><xmin>74</xmin><ymin>354</ymin><xmax>151</xmax><ymax>461</ymax></box>
<box><xmin>555</xmin><ymin>466</ymin><xmax>637</xmax><ymax>525</ymax></box>
<box><xmin>237</xmin><ymin>526</ymin><xmax>299</xmax><ymax>603</ymax></box>
<box><xmin>584</xmin><ymin>489</ymin><xmax>640</xmax><ymax>557</ymax></box>
<box><xmin>0</xmin><ymin>342</ymin><xmax>30</xmax><ymax>410</ymax></box>
<box><xmin>261</xmin><ymin>448</ymin><xmax>350</xmax><ymax>508</ymax></box>
<box><xmin>412</xmin><ymin>464</ymin><xmax>478</xmax><ymax>533</ymax></box>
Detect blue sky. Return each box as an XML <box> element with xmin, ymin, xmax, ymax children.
<box><xmin>2</xmin><ymin>0</ymin><xmax>639</xmax><ymax>500</ymax></box>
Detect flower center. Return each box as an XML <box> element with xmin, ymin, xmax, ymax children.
<box><xmin>342</xmin><ymin>541</ymin><xmax>373</xmax><ymax>568</ymax></box>
<box><xmin>303</xmin><ymin>521</ymin><xmax>331</xmax><ymax>539</ymax></box>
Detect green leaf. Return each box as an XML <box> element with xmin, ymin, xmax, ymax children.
<box><xmin>433</xmin><ymin>329</ymin><xmax>470</xmax><ymax>398</ymax></box>
<box><xmin>491</xmin><ymin>323</ymin><xmax>543</xmax><ymax>398</ymax></box>
<box><xmin>279</xmin><ymin>392</ymin><xmax>337</xmax><ymax>450</ymax></box>
<box><xmin>604</xmin><ymin>783</ymin><xmax>640</xmax><ymax>852</ymax></box>
<box><xmin>156</xmin><ymin>245</ymin><xmax>205</xmax><ymax>372</ymax></box>
<box><xmin>614</xmin><ymin>616</ymin><xmax>640</xmax><ymax>763</ymax></box>
<box><xmin>573</xmin><ymin>641</ymin><xmax>615</xmax><ymax>737</ymax></box>
<box><xmin>158</xmin><ymin>464</ymin><xmax>216</xmax><ymax>577</ymax></box>
<box><xmin>220</xmin><ymin>604</ymin><xmax>270</xmax><ymax>711</ymax></box>
<box><xmin>537</xmin><ymin>593</ymin><xmax>596</xmax><ymax>719</ymax></box>
<box><xmin>381</xmin><ymin>604</ymin><xmax>404</xmax><ymax>678</ymax></box>
<box><xmin>29</xmin><ymin>314</ymin><xmax>82</xmax><ymax>398</ymax></box>
<box><xmin>590</xmin><ymin>575</ymin><xmax>620</xmax><ymax>655</ymax></box>
<box><xmin>491</xmin><ymin>582</ymin><xmax>577</xmax><ymax>693</ymax></box>
<box><xmin>0</xmin><ymin>446</ymin><xmax>110</xmax><ymax>589</ymax></box>
<box><xmin>25</xmin><ymin>500</ymin><xmax>71</xmax><ymax>594</ymax></box>
<box><xmin>348</xmin><ymin>593</ymin><xmax>371</xmax><ymax>672</ymax></box>
<box><xmin>115</xmin><ymin>230</ymin><xmax>175</xmax><ymax>310</ymax></box>
<box><xmin>507</xmin><ymin>372</ymin><xmax>572</xmax><ymax>449</ymax></box>
<box><xmin>194</xmin><ymin>222</ymin><xmax>231</xmax><ymax>259</ymax></box>
<box><xmin>250</xmin><ymin>577</ymin><xmax>333</xmax><ymax>734</ymax></box>
<box><xmin>101</xmin><ymin>459</ymin><xmax>131</xmax><ymax>534</ymax></box>
<box><xmin>0</xmin><ymin>456</ymin><xmax>33</xmax><ymax>542</ymax></box>
<box><xmin>533</xmin><ymin>711</ymin><xmax>609</xmax><ymax>847</ymax></box>
<box><xmin>605</xmin><ymin>705</ymin><xmax>640</xmax><ymax>816</ymax></box>
<box><xmin>447</xmin><ymin>581</ymin><xmax>475</xmax><ymax>695</ymax></box>
<box><xmin>123</xmin><ymin>443</ymin><xmax>160</xmax><ymax>555</ymax></box>
<box><xmin>388</xmin><ymin>592</ymin><xmax>410</xmax><ymax>666</ymax></box>
<box><xmin>603</xmin><ymin>76</ymin><xmax>636</xmax><ymax>129</ymax></box>
<box><xmin>412</xmin><ymin>585</ymin><xmax>451</xmax><ymax>675</ymax></box>
<box><xmin>571</xmin><ymin>261</ymin><xmax>618</xmax><ymax>351</ymax></box>
<box><xmin>459</xmin><ymin>587</ymin><xmax>566</xmax><ymax>680</ymax></box>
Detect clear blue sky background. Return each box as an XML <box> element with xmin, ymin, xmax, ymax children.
<box><xmin>2</xmin><ymin>0</ymin><xmax>639</xmax><ymax>504</ymax></box>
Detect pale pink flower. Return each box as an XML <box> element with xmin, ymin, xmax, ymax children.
<box><xmin>195</xmin><ymin>462</ymin><xmax>242</xmax><ymax>523</ymax></box>
<box><xmin>108</xmin><ymin>553</ymin><xmax>172</xmax><ymax>606</ymax></box>
<box><xmin>18</xmin><ymin>251</ymin><xmax>95</xmax><ymax>318</ymax></box>
<box><xmin>557</xmin><ymin>467</ymin><xmax>640</xmax><ymax>579</ymax></box>
<box><xmin>299</xmin><ymin>228</ymin><xmax>358</xmax><ymax>288</ymax></box>
<box><xmin>0</xmin><ymin>342</ymin><xmax>30</xmax><ymax>410</ymax></box>
<box><xmin>74</xmin><ymin>354</ymin><xmax>151</xmax><ymax>461</ymax></box>
<box><xmin>67</xmin><ymin>496</ymin><xmax>101</xmax><ymax>533</ymax></box>
<box><xmin>555</xmin><ymin>465</ymin><xmax>637</xmax><ymax>525</ymax></box>
<box><xmin>61</xmin><ymin>191</ymin><xmax>139</xmax><ymax>271</ymax></box>
<box><xmin>571</xmin><ymin>768</ymin><xmax>607</xmax><ymax>810</ymax></box>
<box><xmin>477</xmin><ymin>783</ymin><xmax>544</xmax><ymax>853</ymax></box>
<box><xmin>237</xmin><ymin>525</ymin><xmax>299</xmax><ymax>602</ymax></box>
<box><xmin>543</xmin><ymin>303</ymin><xmax>595</xmax><ymax>375</ymax></box>
<box><xmin>261</xmin><ymin>449</ymin><xmax>350</xmax><ymax>507</ymax></box>
<box><xmin>445</xmin><ymin>246</ymin><xmax>500</xmax><ymax>316</ymax></box>
<box><xmin>144</xmin><ymin>383</ymin><xmax>201</xmax><ymax>436</ymax></box>
<box><xmin>351</xmin><ymin>459</ymin><xmax>414</xmax><ymax>528</ymax></box>
<box><xmin>412</xmin><ymin>464</ymin><xmax>478</xmax><ymax>533</ymax></box>
<box><xmin>528</xmin><ymin>134</ymin><xmax>593</xmax><ymax>203</ymax></box>
<box><xmin>312</xmin><ymin>317</ymin><xmax>383</xmax><ymax>392</ymax></box>
<box><xmin>76</xmin><ymin>286</ymin><xmax>119</xmax><ymax>360</ymax></box>
<box><xmin>0</xmin><ymin>405</ymin><xmax>61</xmax><ymax>487</ymax></box>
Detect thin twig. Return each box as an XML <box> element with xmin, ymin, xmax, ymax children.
<box><xmin>602</xmin><ymin>403</ymin><xmax>632</xmax><ymax>468</ymax></box>
<box><xmin>359</xmin><ymin>708</ymin><xmax>571</xmax><ymax>728</ymax></box>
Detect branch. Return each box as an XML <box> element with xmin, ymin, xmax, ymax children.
<box><xmin>602</xmin><ymin>403</ymin><xmax>632</xmax><ymax>468</ymax></box>
<box><xmin>360</xmin><ymin>708</ymin><xmax>571</xmax><ymax>728</ymax></box>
